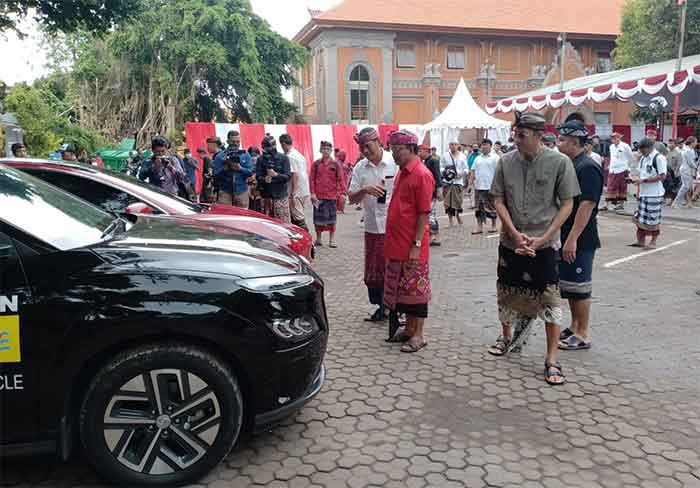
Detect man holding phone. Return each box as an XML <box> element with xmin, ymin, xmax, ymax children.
<box><xmin>349</xmin><ymin>128</ymin><xmax>398</xmax><ymax>323</ymax></box>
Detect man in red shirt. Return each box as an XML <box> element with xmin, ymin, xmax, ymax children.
<box><xmin>310</xmin><ymin>141</ymin><xmax>346</xmax><ymax>248</ymax></box>
<box><xmin>384</xmin><ymin>130</ymin><xmax>435</xmax><ymax>353</ymax></box>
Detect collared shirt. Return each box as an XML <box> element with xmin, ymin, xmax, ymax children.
<box><xmin>667</xmin><ymin>148</ymin><xmax>683</xmax><ymax>174</ymax></box>
<box><xmin>213</xmin><ymin>150</ymin><xmax>253</xmax><ymax>195</ymax></box>
<box><xmin>561</xmin><ymin>151</ymin><xmax>604</xmax><ymax>250</ymax></box>
<box><xmin>472</xmin><ymin>151</ymin><xmax>499</xmax><ymax>190</ymax></box>
<box><xmin>490</xmin><ymin>147</ymin><xmax>581</xmax><ymax>251</ymax></box>
<box><xmin>385</xmin><ymin>156</ymin><xmax>435</xmax><ymax>263</ymax></box>
<box><xmin>609</xmin><ymin>142</ymin><xmax>634</xmax><ymax>174</ymax></box>
<box><xmin>310</xmin><ymin>158</ymin><xmax>346</xmax><ymax>200</ymax></box>
<box><xmin>287</xmin><ymin>148</ymin><xmax>310</xmax><ymax>197</ymax></box>
<box><xmin>440</xmin><ymin>151</ymin><xmax>469</xmax><ymax>186</ymax></box>
<box><xmin>138</xmin><ymin>157</ymin><xmax>187</xmax><ymax>195</ymax></box>
<box><xmin>680</xmin><ymin>146</ymin><xmax>699</xmax><ymax>176</ymax></box>
<box><xmin>638</xmin><ymin>150</ymin><xmax>667</xmax><ymax>198</ymax></box>
<box><xmin>349</xmin><ymin>150</ymin><xmax>397</xmax><ymax>234</ymax></box>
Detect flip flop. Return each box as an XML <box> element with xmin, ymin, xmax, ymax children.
<box><xmin>488</xmin><ymin>229</ymin><xmax>498</xmax><ymax>234</ymax></box>
<box><xmin>329</xmin><ymin>242</ymin><xmax>338</xmax><ymax>248</ymax></box>
<box><xmin>471</xmin><ymin>231</ymin><xmax>484</xmax><ymax>235</ymax></box>
<box><xmin>401</xmin><ymin>339</ymin><xmax>427</xmax><ymax>353</ymax></box>
<box><xmin>627</xmin><ymin>243</ymin><xmax>645</xmax><ymax>248</ymax></box>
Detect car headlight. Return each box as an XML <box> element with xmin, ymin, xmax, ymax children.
<box><xmin>270</xmin><ymin>316</ymin><xmax>319</xmax><ymax>342</ymax></box>
<box><xmin>236</xmin><ymin>274</ymin><xmax>314</xmax><ymax>292</ymax></box>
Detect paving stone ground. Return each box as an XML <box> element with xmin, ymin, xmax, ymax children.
<box><xmin>2</xmin><ymin>206</ymin><xmax>700</xmax><ymax>488</ymax></box>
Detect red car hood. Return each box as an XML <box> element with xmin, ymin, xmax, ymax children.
<box><xmin>191</xmin><ymin>204</ymin><xmax>313</xmax><ymax>260</ymax></box>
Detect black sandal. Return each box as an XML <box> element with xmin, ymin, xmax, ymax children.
<box><xmin>488</xmin><ymin>336</ymin><xmax>511</xmax><ymax>356</ymax></box>
<box><xmin>544</xmin><ymin>362</ymin><xmax>566</xmax><ymax>385</ymax></box>
<box><xmin>559</xmin><ymin>327</ymin><xmax>574</xmax><ymax>342</ymax></box>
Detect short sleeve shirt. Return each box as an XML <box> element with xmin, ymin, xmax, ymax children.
<box><xmin>288</xmin><ymin>149</ymin><xmax>310</xmax><ymax>197</ymax></box>
<box><xmin>638</xmin><ymin>150</ymin><xmax>667</xmax><ymax>198</ymax></box>
<box><xmin>348</xmin><ymin>151</ymin><xmax>398</xmax><ymax>234</ymax></box>
<box><xmin>385</xmin><ymin>157</ymin><xmax>435</xmax><ymax>262</ymax></box>
<box><xmin>490</xmin><ymin>147</ymin><xmax>581</xmax><ymax>251</ymax></box>
<box><xmin>561</xmin><ymin>152</ymin><xmax>604</xmax><ymax>250</ymax></box>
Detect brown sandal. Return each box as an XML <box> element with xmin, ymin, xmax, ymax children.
<box><xmin>488</xmin><ymin>336</ymin><xmax>511</xmax><ymax>356</ymax></box>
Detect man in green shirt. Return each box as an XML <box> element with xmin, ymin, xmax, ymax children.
<box><xmin>487</xmin><ymin>112</ymin><xmax>580</xmax><ymax>386</ymax></box>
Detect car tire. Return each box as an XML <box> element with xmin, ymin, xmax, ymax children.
<box><xmin>79</xmin><ymin>343</ymin><xmax>243</xmax><ymax>486</ymax></box>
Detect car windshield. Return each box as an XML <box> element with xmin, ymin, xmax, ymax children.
<box><xmin>99</xmin><ymin>169</ymin><xmax>202</xmax><ymax>214</ymax></box>
<box><xmin>0</xmin><ymin>164</ymin><xmax>116</xmax><ymax>250</ymax></box>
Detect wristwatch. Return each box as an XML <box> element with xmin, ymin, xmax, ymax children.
<box><xmin>413</xmin><ymin>240</ymin><xmax>422</xmax><ymax>248</ymax></box>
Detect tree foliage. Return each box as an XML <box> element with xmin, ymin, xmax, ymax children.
<box><xmin>0</xmin><ymin>0</ymin><xmax>140</xmax><ymax>36</ymax></box>
<box><xmin>3</xmin><ymin>82</ymin><xmax>104</xmax><ymax>158</ymax></box>
<box><xmin>43</xmin><ymin>0</ymin><xmax>307</xmax><ymax>145</ymax></box>
<box><xmin>614</xmin><ymin>0</ymin><xmax>700</xmax><ymax>69</ymax></box>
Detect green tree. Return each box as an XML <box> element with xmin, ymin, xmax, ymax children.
<box><xmin>614</xmin><ymin>0</ymin><xmax>700</xmax><ymax>69</ymax></box>
<box><xmin>0</xmin><ymin>0</ymin><xmax>140</xmax><ymax>36</ymax></box>
<box><xmin>46</xmin><ymin>0</ymin><xmax>306</xmax><ymax>144</ymax></box>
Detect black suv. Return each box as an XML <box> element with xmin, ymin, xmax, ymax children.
<box><xmin>0</xmin><ymin>164</ymin><xmax>327</xmax><ymax>486</ymax></box>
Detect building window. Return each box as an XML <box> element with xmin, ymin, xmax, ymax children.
<box><xmin>594</xmin><ymin>112</ymin><xmax>611</xmax><ymax>126</ymax></box>
<box><xmin>596</xmin><ymin>51</ymin><xmax>613</xmax><ymax>73</ymax></box>
<box><xmin>396</xmin><ymin>43</ymin><xmax>416</xmax><ymax>68</ymax></box>
<box><xmin>349</xmin><ymin>65</ymin><xmax>370</xmax><ymax>123</ymax></box>
<box><xmin>447</xmin><ymin>46</ymin><xmax>465</xmax><ymax>70</ymax></box>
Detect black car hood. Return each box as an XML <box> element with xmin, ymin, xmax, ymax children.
<box><xmin>89</xmin><ymin>215</ymin><xmax>303</xmax><ymax>278</ymax></box>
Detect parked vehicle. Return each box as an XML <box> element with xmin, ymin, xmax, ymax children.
<box><xmin>0</xmin><ymin>164</ymin><xmax>327</xmax><ymax>486</ymax></box>
<box><xmin>0</xmin><ymin>159</ymin><xmax>314</xmax><ymax>260</ymax></box>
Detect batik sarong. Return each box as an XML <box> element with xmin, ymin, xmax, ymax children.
<box><xmin>475</xmin><ymin>189</ymin><xmax>496</xmax><ymax>223</ymax></box>
<box><xmin>605</xmin><ymin>171</ymin><xmax>629</xmax><ymax>202</ymax></box>
<box><xmin>384</xmin><ymin>260</ymin><xmax>431</xmax><ymax>318</ymax></box>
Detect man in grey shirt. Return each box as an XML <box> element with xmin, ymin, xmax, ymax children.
<box><xmin>488</xmin><ymin>112</ymin><xmax>580</xmax><ymax>386</ymax></box>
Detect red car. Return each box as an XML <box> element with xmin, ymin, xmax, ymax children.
<box><xmin>0</xmin><ymin>159</ymin><xmax>314</xmax><ymax>260</ymax></box>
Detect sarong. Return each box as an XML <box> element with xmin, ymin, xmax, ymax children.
<box><xmin>635</xmin><ymin>196</ymin><xmax>663</xmax><ymax>236</ymax></box>
<box><xmin>475</xmin><ymin>189</ymin><xmax>496</xmax><ymax>223</ymax></box>
<box><xmin>364</xmin><ymin>232</ymin><xmax>385</xmax><ymax>306</ymax></box>
<box><xmin>443</xmin><ymin>184</ymin><xmax>463</xmax><ymax>216</ymax></box>
<box><xmin>265</xmin><ymin>198</ymin><xmax>291</xmax><ymax>223</ymax></box>
<box><xmin>313</xmin><ymin>199</ymin><xmax>337</xmax><ymax>232</ymax></box>
<box><xmin>496</xmin><ymin>245</ymin><xmax>563</xmax><ymax>330</ymax></box>
<box><xmin>559</xmin><ymin>248</ymin><xmax>595</xmax><ymax>300</ymax></box>
<box><xmin>605</xmin><ymin>171</ymin><xmax>629</xmax><ymax>202</ymax></box>
<box><xmin>384</xmin><ymin>260</ymin><xmax>431</xmax><ymax>318</ymax></box>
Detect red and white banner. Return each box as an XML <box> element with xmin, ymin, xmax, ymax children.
<box><xmin>184</xmin><ymin>123</ymin><xmax>418</xmax><ymax>192</ymax></box>
<box><xmin>485</xmin><ymin>64</ymin><xmax>700</xmax><ymax>114</ymax></box>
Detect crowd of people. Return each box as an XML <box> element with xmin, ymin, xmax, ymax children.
<box><xmin>8</xmin><ymin>115</ymin><xmax>699</xmax><ymax>386</ymax></box>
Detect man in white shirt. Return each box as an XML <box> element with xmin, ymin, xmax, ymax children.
<box><xmin>471</xmin><ymin>138</ymin><xmax>499</xmax><ymax>234</ymax></box>
<box><xmin>280</xmin><ymin>134</ymin><xmax>310</xmax><ymax>230</ymax></box>
<box><xmin>584</xmin><ymin>139</ymin><xmax>603</xmax><ymax>166</ymax></box>
<box><xmin>630</xmin><ymin>138</ymin><xmax>667</xmax><ymax>249</ymax></box>
<box><xmin>672</xmin><ymin>136</ymin><xmax>698</xmax><ymax>208</ymax></box>
<box><xmin>440</xmin><ymin>141</ymin><xmax>469</xmax><ymax>226</ymax></box>
<box><xmin>348</xmin><ymin>127</ymin><xmax>398</xmax><ymax>322</ymax></box>
<box><xmin>603</xmin><ymin>132</ymin><xmax>634</xmax><ymax>211</ymax></box>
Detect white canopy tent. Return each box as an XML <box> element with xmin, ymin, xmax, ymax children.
<box><xmin>424</xmin><ymin>78</ymin><xmax>511</xmax><ymax>157</ymax></box>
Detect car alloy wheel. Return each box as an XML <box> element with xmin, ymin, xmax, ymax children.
<box><xmin>102</xmin><ymin>369</ymin><xmax>222</xmax><ymax>475</ymax></box>
<box><xmin>80</xmin><ymin>344</ymin><xmax>243</xmax><ymax>486</ymax></box>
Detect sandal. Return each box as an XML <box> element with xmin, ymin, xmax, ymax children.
<box><xmin>558</xmin><ymin>335</ymin><xmax>591</xmax><ymax>351</ymax></box>
<box><xmin>627</xmin><ymin>243</ymin><xmax>645</xmax><ymax>248</ymax></box>
<box><xmin>471</xmin><ymin>230</ymin><xmax>483</xmax><ymax>235</ymax></box>
<box><xmin>559</xmin><ymin>327</ymin><xmax>574</xmax><ymax>342</ymax></box>
<box><xmin>401</xmin><ymin>339</ymin><xmax>427</xmax><ymax>353</ymax></box>
<box><xmin>544</xmin><ymin>362</ymin><xmax>566</xmax><ymax>385</ymax></box>
<box><xmin>329</xmin><ymin>241</ymin><xmax>338</xmax><ymax>248</ymax></box>
<box><xmin>364</xmin><ymin>308</ymin><xmax>387</xmax><ymax>322</ymax></box>
<box><xmin>487</xmin><ymin>336</ymin><xmax>511</xmax><ymax>356</ymax></box>
<box><xmin>488</xmin><ymin>229</ymin><xmax>498</xmax><ymax>234</ymax></box>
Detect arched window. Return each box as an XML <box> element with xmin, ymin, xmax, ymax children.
<box><xmin>348</xmin><ymin>65</ymin><xmax>370</xmax><ymax>123</ymax></box>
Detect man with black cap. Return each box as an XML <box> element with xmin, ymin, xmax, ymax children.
<box><xmin>629</xmin><ymin>138</ymin><xmax>667</xmax><ymax>249</ymax></box>
<box><xmin>556</xmin><ymin>115</ymin><xmax>604</xmax><ymax>351</ymax></box>
<box><xmin>488</xmin><ymin>111</ymin><xmax>580</xmax><ymax>385</ymax></box>
<box><xmin>256</xmin><ymin>135</ymin><xmax>292</xmax><ymax>223</ymax></box>
<box><xmin>11</xmin><ymin>142</ymin><xmax>27</xmax><ymax>158</ymax></box>
<box><xmin>61</xmin><ymin>143</ymin><xmax>78</xmax><ymax>162</ymax></box>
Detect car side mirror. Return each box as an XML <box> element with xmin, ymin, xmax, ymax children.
<box><xmin>124</xmin><ymin>202</ymin><xmax>154</xmax><ymax>215</ymax></box>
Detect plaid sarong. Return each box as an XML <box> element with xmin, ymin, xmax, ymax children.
<box><xmin>635</xmin><ymin>196</ymin><xmax>663</xmax><ymax>232</ymax></box>
<box><xmin>313</xmin><ymin>199</ymin><xmax>337</xmax><ymax>231</ymax></box>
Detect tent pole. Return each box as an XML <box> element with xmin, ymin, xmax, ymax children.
<box><xmin>673</xmin><ymin>1</ymin><xmax>687</xmax><ymax>139</ymax></box>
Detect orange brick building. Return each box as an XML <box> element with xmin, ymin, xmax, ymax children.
<box><xmin>293</xmin><ymin>0</ymin><xmax>631</xmax><ymax>128</ymax></box>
